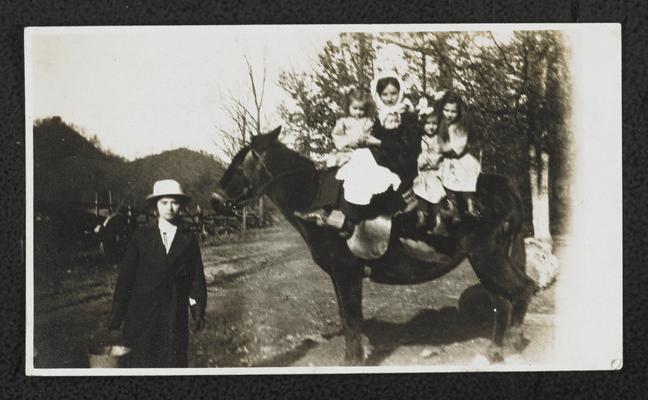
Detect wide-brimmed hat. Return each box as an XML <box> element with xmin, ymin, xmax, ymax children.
<box><xmin>145</xmin><ymin>179</ymin><xmax>192</xmax><ymax>205</ymax></box>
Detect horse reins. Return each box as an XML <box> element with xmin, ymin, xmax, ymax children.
<box><xmin>236</xmin><ymin>147</ymin><xmax>316</xmax><ymax>203</ymax></box>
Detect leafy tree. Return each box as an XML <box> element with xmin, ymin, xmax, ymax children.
<box><xmin>379</xmin><ymin>31</ymin><xmax>572</xmax><ymax>234</ymax></box>
<box><xmin>278</xmin><ymin>30</ymin><xmax>571</xmax><ymax>234</ymax></box>
<box><xmin>278</xmin><ymin>32</ymin><xmax>376</xmax><ymax>156</ymax></box>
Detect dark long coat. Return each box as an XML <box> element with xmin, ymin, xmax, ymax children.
<box><xmin>370</xmin><ymin>112</ymin><xmax>423</xmax><ymax>190</ymax></box>
<box><xmin>110</xmin><ymin>223</ymin><xmax>207</xmax><ymax>368</ymax></box>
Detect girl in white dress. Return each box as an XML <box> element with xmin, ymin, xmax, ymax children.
<box><xmin>412</xmin><ymin>99</ymin><xmax>447</xmax><ymax>232</ymax></box>
<box><xmin>437</xmin><ymin>92</ymin><xmax>481</xmax><ymax>218</ymax></box>
<box><xmin>325</xmin><ymin>87</ymin><xmax>381</xmax><ymax>168</ymax></box>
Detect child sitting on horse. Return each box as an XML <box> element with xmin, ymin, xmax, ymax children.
<box><xmin>437</xmin><ymin>91</ymin><xmax>481</xmax><ymax>218</ymax></box>
<box><xmin>334</xmin><ymin>72</ymin><xmax>422</xmax><ymax>238</ymax></box>
<box><xmin>412</xmin><ymin>97</ymin><xmax>447</xmax><ymax>234</ymax></box>
<box><xmin>324</xmin><ymin>86</ymin><xmax>382</xmax><ymax>168</ymax></box>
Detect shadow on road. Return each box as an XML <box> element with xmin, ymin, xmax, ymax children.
<box><xmin>248</xmin><ymin>284</ymin><xmax>496</xmax><ymax>367</ymax></box>
<box><xmin>253</xmin><ymin>339</ymin><xmax>322</xmax><ymax>367</ymax></box>
<box><xmin>253</xmin><ymin>305</ymin><xmax>492</xmax><ymax>368</ymax></box>
<box><xmin>364</xmin><ymin>306</ymin><xmax>492</xmax><ymax>366</ymax></box>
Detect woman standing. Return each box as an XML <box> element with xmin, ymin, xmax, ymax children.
<box><xmin>109</xmin><ymin>179</ymin><xmax>207</xmax><ymax>368</ymax></box>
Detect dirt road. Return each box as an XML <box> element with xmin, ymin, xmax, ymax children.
<box><xmin>33</xmin><ymin>226</ymin><xmax>555</xmax><ymax>369</ymax></box>
<box><xmin>195</xmin><ymin>227</ymin><xmax>555</xmax><ymax>368</ymax></box>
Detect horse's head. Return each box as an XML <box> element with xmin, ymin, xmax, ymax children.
<box><xmin>212</xmin><ymin>126</ymin><xmax>284</xmax><ymax>210</ymax></box>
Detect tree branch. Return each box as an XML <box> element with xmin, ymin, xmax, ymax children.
<box><xmin>488</xmin><ymin>31</ymin><xmax>518</xmax><ymax>75</ymax></box>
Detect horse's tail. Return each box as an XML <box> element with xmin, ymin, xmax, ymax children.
<box><xmin>479</xmin><ymin>174</ymin><xmax>527</xmax><ymax>275</ymax></box>
<box><xmin>504</xmin><ymin>183</ymin><xmax>541</xmax><ymax>295</ymax></box>
<box><xmin>507</xmin><ymin>185</ymin><xmax>527</xmax><ymax>274</ymax></box>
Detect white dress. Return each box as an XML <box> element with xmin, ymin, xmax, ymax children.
<box><xmin>331</xmin><ymin>117</ymin><xmax>374</xmax><ymax>150</ymax></box>
<box><xmin>325</xmin><ymin>117</ymin><xmax>375</xmax><ymax>168</ymax></box>
<box><xmin>440</xmin><ymin>124</ymin><xmax>481</xmax><ymax>192</ymax></box>
<box><xmin>413</xmin><ymin>134</ymin><xmax>446</xmax><ymax>203</ymax></box>
<box><xmin>336</xmin><ymin>148</ymin><xmax>401</xmax><ymax>205</ymax></box>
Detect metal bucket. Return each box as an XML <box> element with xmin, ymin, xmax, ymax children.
<box><xmin>88</xmin><ymin>345</ymin><xmax>131</xmax><ymax>368</ymax></box>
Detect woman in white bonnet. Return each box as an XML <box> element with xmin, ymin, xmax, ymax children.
<box><xmin>334</xmin><ymin>71</ymin><xmax>422</xmax><ymax>238</ymax></box>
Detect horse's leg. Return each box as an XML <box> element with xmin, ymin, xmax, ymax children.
<box><xmin>470</xmin><ymin>248</ymin><xmax>534</xmax><ymax>362</ymax></box>
<box><xmin>488</xmin><ymin>292</ymin><xmax>512</xmax><ymax>363</ymax></box>
<box><xmin>330</xmin><ymin>267</ymin><xmax>365</xmax><ymax>365</ymax></box>
<box><xmin>506</xmin><ymin>262</ymin><xmax>536</xmax><ymax>351</ymax></box>
<box><xmin>507</xmin><ymin>230</ymin><xmax>535</xmax><ymax>351</ymax></box>
<box><xmin>508</xmin><ymin>293</ymin><xmax>532</xmax><ymax>352</ymax></box>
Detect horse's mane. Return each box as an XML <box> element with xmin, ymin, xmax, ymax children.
<box><xmin>266</xmin><ymin>141</ymin><xmax>317</xmax><ymax>172</ymax></box>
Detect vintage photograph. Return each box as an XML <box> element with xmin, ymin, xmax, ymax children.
<box><xmin>25</xmin><ymin>24</ymin><xmax>621</xmax><ymax>374</ymax></box>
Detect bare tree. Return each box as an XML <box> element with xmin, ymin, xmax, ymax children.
<box><xmin>245</xmin><ymin>54</ymin><xmax>267</xmax><ymax>137</ymax></box>
<box><xmin>214</xmin><ymin>53</ymin><xmax>269</xmax><ymax>229</ymax></box>
<box><xmin>214</xmin><ymin>96</ymin><xmax>256</xmax><ymax>160</ymax></box>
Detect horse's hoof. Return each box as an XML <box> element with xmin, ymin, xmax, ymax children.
<box><xmin>343</xmin><ymin>348</ymin><xmax>367</xmax><ymax>366</ymax></box>
<box><xmin>511</xmin><ymin>332</ymin><xmax>531</xmax><ymax>352</ymax></box>
<box><xmin>362</xmin><ymin>336</ymin><xmax>373</xmax><ymax>360</ymax></box>
<box><xmin>506</xmin><ymin>327</ymin><xmax>530</xmax><ymax>352</ymax></box>
<box><xmin>486</xmin><ymin>344</ymin><xmax>505</xmax><ymax>363</ymax></box>
<box><xmin>342</xmin><ymin>357</ymin><xmax>364</xmax><ymax>366</ymax></box>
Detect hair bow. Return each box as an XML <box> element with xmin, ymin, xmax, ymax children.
<box><xmin>415</xmin><ymin>97</ymin><xmax>435</xmax><ymax>116</ymax></box>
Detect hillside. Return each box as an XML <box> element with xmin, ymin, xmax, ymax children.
<box><xmin>124</xmin><ymin>148</ymin><xmax>225</xmax><ymax>210</ymax></box>
<box><xmin>33</xmin><ymin>117</ymin><xmax>125</xmax><ymax>206</ymax></box>
<box><xmin>33</xmin><ymin>117</ymin><xmax>225</xmax><ymax>212</ymax></box>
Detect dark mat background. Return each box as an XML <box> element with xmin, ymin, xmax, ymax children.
<box><xmin>2</xmin><ymin>0</ymin><xmax>646</xmax><ymax>398</ymax></box>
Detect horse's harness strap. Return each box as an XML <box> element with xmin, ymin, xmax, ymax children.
<box><xmin>249</xmin><ymin>147</ymin><xmax>274</xmax><ymax>181</ymax></box>
<box><xmin>246</xmin><ymin>147</ymin><xmax>315</xmax><ymax>198</ymax></box>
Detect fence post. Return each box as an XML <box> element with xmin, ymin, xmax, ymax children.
<box><xmin>242</xmin><ymin>207</ymin><xmax>247</xmax><ymax>232</ymax></box>
<box><xmin>259</xmin><ymin>197</ymin><xmax>264</xmax><ymax>226</ymax></box>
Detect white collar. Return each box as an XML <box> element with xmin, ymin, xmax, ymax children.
<box><xmin>158</xmin><ymin>217</ymin><xmax>178</xmax><ymax>233</ymax></box>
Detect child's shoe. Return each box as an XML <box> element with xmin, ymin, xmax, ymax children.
<box><xmin>294</xmin><ymin>209</ymin><xmax>329</xmax><ymax>226</ymax></box>
<box><xmin>465</xmin><ymin>195</ymin><xmax>481</xmax><ymax>218</ymax></box>
<box><xmin>429</xmin><ymin>213</ymin><xmax>449</xmax><ymax>237</ymax></box>
<box><xmin>339</xmin><ymin>217</ymin><xmax>358</xmax><ymax>239</ymax></box>
<box><xmin>443</xmin><ymin>194</ymin><xmax>461</xmax><ymax>224</ymax></box>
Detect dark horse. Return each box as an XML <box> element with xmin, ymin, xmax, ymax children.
<box><xmin>213</xmin><ymin>127</ymin><xmax>536</xmax><ymax>364</ymax></box>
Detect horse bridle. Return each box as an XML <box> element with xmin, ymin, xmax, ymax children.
<box><xmin>232</xmin><ymin>147</ymin><xmax>314</xmax><ymax>204</ymax></box>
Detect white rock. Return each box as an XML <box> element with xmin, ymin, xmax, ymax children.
<box><xmin>525</xmin><ymin>237</ymin><xmax>560</xmax><ymax>289</ymax></box>
<box><xmin>471</xmin><ymin>354</ymin><xmax>491</xmax><ymax>365</ymax></box>
<box><xmin>419</xmin><ymin>349</ymin><xmax>434</xmax><ymax>358</ymax></box>
<box><xmin>505</xmin><ymin>354</ymin><xmax>525</xmax><ymax>365</ymax></box>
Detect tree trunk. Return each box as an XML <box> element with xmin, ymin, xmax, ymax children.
<box><xmin>437</xmin><ymin>34</ymin><xmax>453</xmax><ymax>89</ymax></box>
<box><xmin>529</xmin><ymin>146</ymin><xmax>552</xmax><ymax>247</ymax></box>
<box><xmin>421</xmin><ymin>51</ymin><xmax>427</xmax><ymax>94</ymax></box>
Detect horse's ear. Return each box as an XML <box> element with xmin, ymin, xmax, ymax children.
<box><xmin>269</xmin><ymin>126</ymin><xmax>282</xmax><ymax>140</ymax></box>
<box><xmin>251</xmin><ymin>126</ymin><xmax>282</xmax><ymax>151</ymax></box>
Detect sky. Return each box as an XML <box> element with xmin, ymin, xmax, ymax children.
<box><xmin>28</xmin><ymin>26</ymin><xmax>339</xmax><ymax>160</ymax></box>
<box><xmin>27</xmin><ymin>26</ymin><xmax>522</xmax><ymax>161</ymax></box>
